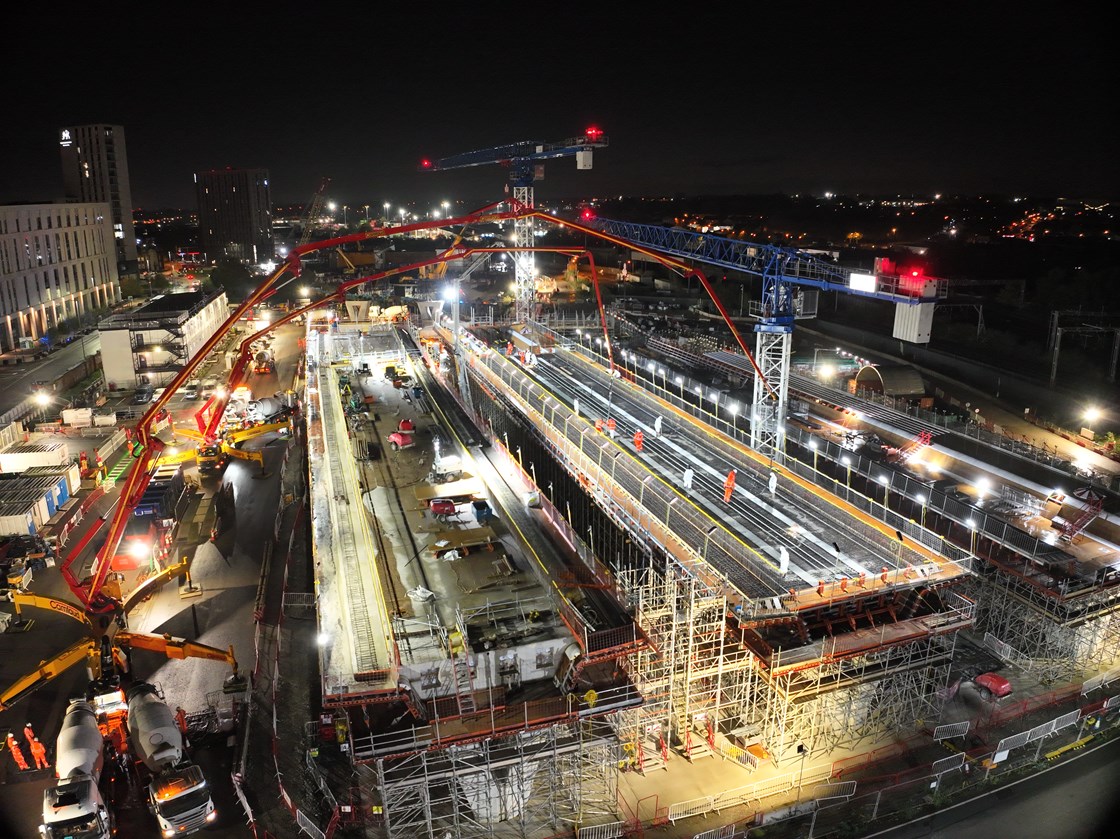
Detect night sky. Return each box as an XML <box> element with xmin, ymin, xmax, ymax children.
<box><xmin>1</xmin><ymin>3</ymin><xmax>1113</xmax><ymax>210</ymax></box>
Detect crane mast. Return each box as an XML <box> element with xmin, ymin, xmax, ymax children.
<box><xmin>298</xmin><ymin>177</ymin><xmax>331</xmax><ymax>247</ymax></box>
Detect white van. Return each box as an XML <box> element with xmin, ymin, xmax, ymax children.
<box><xmin>199</xmin><ymin>378</ymin><xmax>219</xmax><ymax>398</ymax></box>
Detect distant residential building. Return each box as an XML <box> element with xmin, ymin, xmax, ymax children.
<box><xmin>98</xmin><ymin>289</ymin><xmax>228</xmax><ymax>389</ymax></box>
<box><xmin>0</xmin><ymin>202</ymin><xmax>120</xmax><ymax>352</ymax></box>
<box><xmin>195</xmin><ymin>167</ymin><xmax>273</xmax><ymax>265</ymax></box>
<box><xmin>59</xmin><ymin>124</ymin><xmax>139</xmax><ymax>274</ymax></box>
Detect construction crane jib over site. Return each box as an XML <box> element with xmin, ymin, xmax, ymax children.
<box><xmin>419</xmin><ymin>126</ymin><xmax>609</xmax><ymax>323</ymax></box>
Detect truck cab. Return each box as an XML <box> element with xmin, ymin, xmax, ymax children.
<box><xmin>40</xmin><ymin>777</ymin><xmax>113</xmax><ymax>839</ymax></box>
<box><xmin>147</xmin><ymin>764</ymin><xmax>216</xmax><ymax>836</ymax></box>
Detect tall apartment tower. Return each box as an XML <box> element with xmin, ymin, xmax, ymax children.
<box><xmin>195</xmin><ymin>167</ymin><xmax>273</xmax><ymax>265</ymax></box>
<box><xmin>59</xmin><ymin>124</ymin><xmax>139</xmax><ymax>275</ymax></box>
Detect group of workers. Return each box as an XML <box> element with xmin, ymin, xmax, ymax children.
<box><xmin>4</xmin><ymin>723</ymin><xmax>49</xmax><ymax>772</ymax></box>
<box><xmin>5</xmin><ymin>710</ymin><xmax>193</xmax><ymax>774</ymax></box>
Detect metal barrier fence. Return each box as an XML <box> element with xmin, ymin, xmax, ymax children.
<box><xmin>579</xmin><ymin>337</ymin><xmax>1109</xmax><ymax>597</ymax></box>
<box><xmin>933</xmin><ymin>720</ymin><xmax>970</xmax><ymax>741</ymax></box>
<box><xmin>575</xmin><ymin>820</ymin><xmax>627</xmax><ymax>839</ymax></box>
<box><xmin>1082</xmin><ymin>664</ymin><xmax>1120</xmax><ymax>694</ymax></box>
<box><xmin>666</xmin><ymin>763</ymin><xmax>836</xmax><ymax>822</ymax></box>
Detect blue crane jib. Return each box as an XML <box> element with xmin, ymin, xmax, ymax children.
<box><xmin>590</xmin><ymin>218</ymin><xmax>947</xmax><ymax>322</ymax></box>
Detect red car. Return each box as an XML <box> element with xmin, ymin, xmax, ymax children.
<box><xmin>974</xmin><ymin>672</ymin><xmax>1012</xmax><ymax>699</ymax></box>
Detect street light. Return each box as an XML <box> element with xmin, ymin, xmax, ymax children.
<box><xmin>841</xmin><ymin>455</ymin><xmax>852</xmax><ymax>487</ymax></box>
<box><xmin>675</xmin><ymin>376</ymin><xmax>684</xmax><ymax>398</ymax></box>
<box><xmin>967</xmin><ymin>518</ymin><xmax>978</xmax><ymax>554</ymax></box>
<box><xmin>916</xmin><ymin>492</ymin><xmax>928</xmax><ymax>529</ymax></box>
<box><xmin>442</xmin><ymin>200</ymin><xmax>450</xmax><ymax>218</ymax></box>
<box><xmin>809</xmin><ymin>438</ymin><xmax>819</xmax><ymax>471</ymax></box>
<box><xmin>383</xmin><ymin>201</ymin><xmax>390</xmax><ymax>222</ymax></box>
<box><xmin>729</xmin><ymin>403</ymin><xmax>739</xmax><ymax>432</ymax></box>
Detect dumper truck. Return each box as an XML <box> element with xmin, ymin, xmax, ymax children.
<box><xmin>39</xmin><ymin>699</ymin><xmax>114</xmax><ymax>839</ymax></box>
<box><xmin>126</xmin><ymin>682</ymin><xmax>217</xmax><ymax>836</ymax></box>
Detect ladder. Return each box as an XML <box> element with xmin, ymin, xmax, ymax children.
<box><xmin>448</xmin><ymin>630</ymin><xmax>476</xmax><ymax>715</ymax></box>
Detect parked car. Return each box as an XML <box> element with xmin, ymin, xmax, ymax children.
<box><xmin>131</xmin><ymin>386</ymin><xmax>154</xmax><ymax>405</ymax></box>
<box><xmin>973</xmin><ymin>672</ymin><xmax>1012</xmax><ymax>700</ymax></box>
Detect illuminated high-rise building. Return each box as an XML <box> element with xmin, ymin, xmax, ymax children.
<box><xmin>59</xmin><ymin>124</ymin><xmax>138</xmax><ymax>274</ymax></box>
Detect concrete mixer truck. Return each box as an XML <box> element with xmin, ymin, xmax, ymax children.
<box><xmin>126</xmin><ymin>681</ymin><xmax>216</xmax><ymax>836</ymax></box>
<box><xmin>39</xmin><ymin>698</ymin><xmax>115</xmax><ymax>839</ymax></box>
<box><xmin>253</xmin><ymin>349</ymin><xmax>274</xmax><ymax>375</ymax></box>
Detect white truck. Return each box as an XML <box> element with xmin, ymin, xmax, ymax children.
<box><xmin>40</xmin><ymin>699</ymin><xmax>114</xmax><ymax>839</ymax></box>
<box><xmin>126</xmin><ymin>682</ymin><xmax>217</xmax><ymax>837</ymax></box>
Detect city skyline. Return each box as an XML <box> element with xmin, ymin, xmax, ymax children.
<box><xmin>0</xmin><ymin>5</ymin><xmax>1113</xmax><ymax>210</ymax></box>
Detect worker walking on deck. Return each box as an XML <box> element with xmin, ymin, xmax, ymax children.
<box><xmin>6</xmin><ymin>733</ymin><xmax>29</xmax><ymax>771</ymax></box>
<box><xmin>29</xmin><ymin>737</ymin><xmax>50</xmax><ymax>770</ymax></box>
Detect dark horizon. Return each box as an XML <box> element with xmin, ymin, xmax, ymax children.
<box><xmin>0</xmin><ymin>6</ymin><xmax>1113</xmax><ymax>210</ymax></box>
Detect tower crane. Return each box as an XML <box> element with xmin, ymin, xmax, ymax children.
<box><xmin>587</xmin><ymin>218</ymin><xmax>947</xmax><ymax>457</ymax></box>
<box><xmin>419</xmin><ymin>126</ymin><xmax>609</xmax><ymax>323</ymax></box>
<box><xmin>297</xmin><ymin>176</ymin><xmax>332</xmax><ymax>247</ymax></box>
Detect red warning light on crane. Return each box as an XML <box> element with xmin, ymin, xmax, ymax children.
<box><xmin>585</xmin><ymin>126</ymin><xmax>604</xmax><ymax>140</ymax></box>
<box><xmin>899</xmin><ymin>265</ymin><xmax>928</xmax><ymax>295</ymax></box>
<box><xmin>580</xmin><ymin>208</ymin><xmax>596</xmax><ymax>221</ymax></box>
<box><xmin>419</xmin><ymin>159</ymin><xmax>433</xmax><ymax>169</ymax></box>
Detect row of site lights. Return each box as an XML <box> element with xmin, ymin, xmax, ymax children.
<box><xmin>325</xmin><ymin>201</ymin><xmax>455</xmax><ymax>224</ymax></box>
<box><xmin>575</xmin><ymin>332</ymin><xmax>759</xmax><ymax>423</ymax></box>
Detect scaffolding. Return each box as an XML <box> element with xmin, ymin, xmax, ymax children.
<box><xmin>371</xmin><ymin>720</ymin><xmax>619</xmax><ymax>839</ymax></box>
<box><xmin>617</xmin><ymin>560</ymin><xmax>758</xmax><ymax>773</ymax></box>
<box><xmin>751</xmin><ymin>630</ymin><xmax>957</xmax><ymax>762</ymax></box>
<box><xmin>969</xmin><ymin>563</ymin><xmax>1120</xmax><ymax>684</ymax></box>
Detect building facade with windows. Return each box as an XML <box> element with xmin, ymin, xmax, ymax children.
<box><xmin>195</xmin><ymin>167</ymin><xmax>273</xmax><ymax>265</ymax></box>
<box><xmin>59</xmin><ymin>124</ymin><xmax>139</xmax><ymax>274</ymax></box>
<box><xmin>0</xmin><ymin>202</ymin><xmax>121</xmax><ymax>353</ymax></box>
<box><xmin>98</xmin><ymin>289</ymin><xmax>228</xmax><ymax>389</ymax></box>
